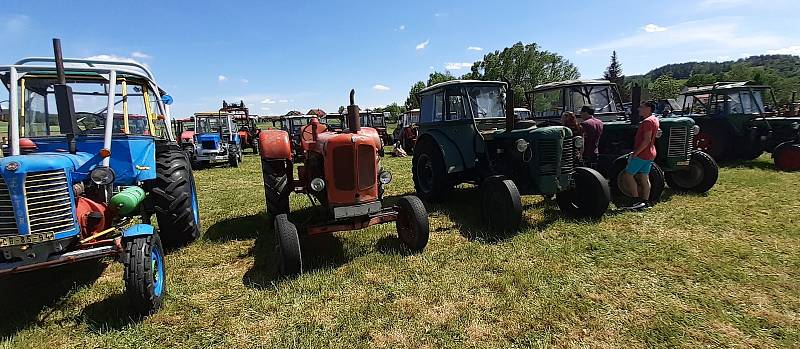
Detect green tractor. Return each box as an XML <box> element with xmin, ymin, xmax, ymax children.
<box><xmin>412</xmin><ymin>80</ymin><xmax>610</xmax><ymax>232</ymax></box>
<box><xmin>678</xmin><ymin>82</ymin><xmax>800</xmax><ymax>171</ymax></box>
<box><xmin>526</xmin><ymin>80</ymin><xmax>719</xmax><ymax>206</ymax></box>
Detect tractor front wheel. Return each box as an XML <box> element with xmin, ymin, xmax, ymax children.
<box><xmin>557</xmin><ymin>167</ymin><xmax>610</xmax><ymax>219</ymax></box>
<box><xmin>665</xmin><ymin>150</ymin><xmax>719</xmax><ymax>193</ymax></box>
<box><xmin>481</xmin><ymin>176</ymin><xmax>522</xmax><ymax>232</ymax></box>
<box><xmin>123</xmin><ymin>233</ymin><xmax>165</xmax><ymax>316</ymax></box>
<box><xmin>413</xmin><ymin>142</ymin><xmax>452</xmax><ymax>202</ymax></box>
<box><xmin>274</xmin><ymin>214</ymin><xmax>302</xmax><ymax>276</ymax></box>
<box><xmin>774</xmin><ymin>142</ymin><xmax>800</xmax><ymax>171</ymax></box>
<box><xmin>252</xmin><ymin>137</ymin><xmax>260</xmax><ymax>155</ymax></box>
<box><xmin>151</xmin><ymin>144</ymin><xmax>201</xmax><ymax>248</ymax></box>
<box><xmin>396</xmin><ymin>196</ymin><xmax>429</xmax><ymax>252</ymax></box>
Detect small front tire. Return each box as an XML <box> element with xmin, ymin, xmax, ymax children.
<box><xmin>123</xmin><ymin>233</ymin><xmax>166</xmax><ymax>316</ymax></box>
<box><xmin>557</xmin><ymin>167</ymin><xmax>610</xmax><ymax>219</ymax></box>
<box><xmin>481</xmin><ymin>176</ymin><xmax>522</xmax><ymax>233</ymax></box>
<box><xmin>396</xmin><ymin>196</ymin><xmax>429</xmax><ymax>252</ymax></box>
<box><xmin>665</xmin><ymin>150</ymin><xmax>719</xmax><ymax>193</ymax></box>
<box><xmin>773</xmin><ymin>142</ymin><xmax>800</xmax><ymax>171</ymax></box>
<box><xmin>274</xmin><ymin>214</ymin><xmax>302</xmax><ymax>276</ymax></box>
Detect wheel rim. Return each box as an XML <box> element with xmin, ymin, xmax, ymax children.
<box><xmin>151</xmin><ymin>246</ymin><xmax>165</xmax><ymax>296</ymax></box>
<box><xmin>417</xmin><ymin>154</ymin><xmax>434</xmax><ymax>193</ymax></box>
<box><xmin>190</xmin><ymin>178</ymin><xmax>200</xmax><ymax>225</ymax></box>
<box><xmin>670</xmin><ymin>161</ymin><xmax>704</xmax><ymax>189</ymax></box>
<box><xmin>778</xmin><ymin>146</ymin><xmax>800</xmax><ymax>170</ymax></box>
<box><xmin>695</xmin><ymin>132</ymin><xmax>713</xmax><ymax>154</ymax></box>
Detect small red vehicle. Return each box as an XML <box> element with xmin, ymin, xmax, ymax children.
<box><xmin>258</xmin><ymin>90</ymin><xmax>429</xmax><ymax>276</ymax></box>
<box><xmin>222</xmin><ymin>100</ymin><xmax>260</xmax><ymax>154</ymax></box>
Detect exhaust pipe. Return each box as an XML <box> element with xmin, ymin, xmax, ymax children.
<box><xmin>503</xmin><ymin>78</ymin><xmax>515</xmax><ymax>131</ymax></box>
<box><xmin>346</xmin><ymin>89</ymin><xmax>360</xmax><ymax>133</ymax></box>
<box><xmin>52</xmin><ymin>38</ymin><xmax>79</xmax><ymax>154</ymax></box>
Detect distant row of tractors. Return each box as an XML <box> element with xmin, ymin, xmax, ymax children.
<box><xmin>1</xmin><ymin>39</ymin><xmax>797</xmax><ymax>320</ymax></box>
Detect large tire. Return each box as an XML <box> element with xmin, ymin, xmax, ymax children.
<box><xmin>412</xmin><ymin>141</ymin><xmax>452</xmax><ymax>202</ymax></box>
<box><xmin>274</xmin><ymin>214</ymin><xmax>302</xmax><ymax>276</ymax></box>
<box><xmin>396</xmin><ymin>196</ymin><xmax>429</xmax><ymax>252</ymax></box>
<box><xmin>228</xmin><ymin>151</ymin><xmax>240</xmax><ymax>168</ymax></box>
<box><xmin>262</xmin><ymin>159</ymin><xmax>292</xmax><ymax>218</ymax></box>
<box><xmin>694</xmin><ymin>127</ymin><xmax>731</xmax><ymax>161</ymax></box>
<box><xmin>481</xmin><ymin>176</ymin><xmax>522</xmax><ymax>232</ymax></box>
<box><xmin>665</xmin><ymin>150</ymin><xmax>719</xmax><ymax>193</ymax></box>
<box><xmin>609</xmin><ymin>160</ymin><xmax>664</xmax><ymax>207</ymax></box>
<box><xmin>557</xmin><ymin>167</ymin><xmax>610</xmax><ymax>219</ymax></box>
<box><xmin>252</xmin><ymin>137</ymin><xmax>260</xmax><ymax>155</ymax></box>
<box><xmin>773</xmin><ymin>142</ymin><xmax>800</xmax><ymax>171</ymax></box>
<box><xmin>123</xmin><ymin>233</ymin><xmax>165</xmax><ymax>316</ymax></box>
<box><xmin>151</xmin><ymin>143</ymin><xmax>201</xmax><ymax>248</ymax></box>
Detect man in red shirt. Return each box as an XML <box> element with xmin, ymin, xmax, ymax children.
<box><xmin>579</xmin><ymin>106</ymin><xmax>603</xmax><ymax>168</ymax></box>
<box><xmin>621</xmin><ymin>101</ymin><xmax>660</xmax><ymax>210</ymax></box>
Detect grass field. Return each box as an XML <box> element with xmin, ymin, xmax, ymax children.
<box><xmin>1</xmin><ymin>153</ymin><xmax>799</xmax><ymax>348</ymax></box>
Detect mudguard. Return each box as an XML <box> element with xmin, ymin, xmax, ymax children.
<box><xmin>122</xmin><ymin>224</ymin><xmax>155</xmax><ymax>238</ymax></box>
<box><xmin>259</xmin><ymin>129</ymin><xmax>292</xmax><ymax>160</ymax></box>
<box><xmin>417</xmin><ymin>131</ymin><xmax>468</xmax><ymax>174</ymax></box>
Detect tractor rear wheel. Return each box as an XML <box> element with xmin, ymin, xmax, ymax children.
<box><xmin>262</xmin><ymin>159</ymin><xmax>292</xmax><ymax>219</ymax></box>
<box><xmin>151</xmin><ymin>144</ymin><xmax>201</xmax><ymax>248</ymax></box>
<box><xmin>274</xmin><ymin>214</ymin><xmax>302</xmax><ymax>276</ymax></box>
<box><xmin>695</xmin><ymin>127</ymin><xmax>731</xmax><ymax>161</ymax></box>
<box><xmin>396</xmin><ymin>196</ymin><xmax>429</xmax><ymax>252</ymax></box>
<box><xmin>481</xmin><ymin>176</ymin><xmax>522</xmax><ymax>232</ymax></box>
<box><xmin>413</xmin><ymin>142</ymin><xmax>452</xmax><ymax>202</ymax></box>
<box><xmin>228</xmin><ymin>152</ymin><xmax>240</xmax><ymax>167</ymax></box>
<box><xmin>123</xmin><ymin>233</ymin><xmax>165</xmax><ymax>316</ymax></box>
<box><xmin>774</xmin><ymin>142</ymin><xmax>800</xmax><ymax>171</ymax></box>
<box><xmin>557</xmin><ymin>167</ymin><xmax>610</xmax><ymax>219</ymax></box>
<box><xmin>609</xmin><ymin>160</ymin><xmax>665</xmax><ymax>207</ymax></box>
<box><xmin>252</xmin><ymin>137</ymin><xmax>260</xmax><ymax>155</ymax></box>
<box><xmin>665</xmin><ymin>150</ymin><xmax>719</xmax><ymax>193</ymax></box>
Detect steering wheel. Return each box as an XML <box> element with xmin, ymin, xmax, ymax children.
<box><xmin>301</xmin><ymin>123</ymin><xmax>327</xmax><ymax>145</ymax></box>
<box><xmin>74</xmin><ymin>112</ymin><xmax>105</xmax><ymax>134</ymax></box>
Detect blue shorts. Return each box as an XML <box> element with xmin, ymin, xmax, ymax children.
<box><xmin>625</xmin><ymin>156</ymin><xmax>653</xmax><ymax>174</ymax></box>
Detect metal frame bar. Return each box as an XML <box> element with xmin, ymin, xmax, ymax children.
<box><xmin>102</xmin><ymin>70</ymin><xmax>117</xmax><ymax>166</ymax></box>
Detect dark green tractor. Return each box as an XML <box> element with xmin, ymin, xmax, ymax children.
<box><xmin>412</xmin><ymin>80</ymin><xmax>610</xmax><ymax>232</ymax></box>
<box><xmin>679</xmin><ymin>82</ymin><xmax>800</xmax><ymax>171</ymax></box>
<box><xmin>526</xmin><ymin>80</ymin><xmax>719</xmax><ymax>206</ymax></box>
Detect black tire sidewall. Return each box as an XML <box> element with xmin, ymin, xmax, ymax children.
<box><xmin>396</xmin><ymin>196</ymin><xmax>429</xmax><ymax>252</ymax></box>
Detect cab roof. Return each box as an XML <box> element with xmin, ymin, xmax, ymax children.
<box><xmin>682</xmin><ymin>81</ymin><xmax>772</xmax><ymax>95</ymax></box>
<box><xmin>531</xmin><ymin>79</ymin><xmax>612</xmax><ymax>92</ymax></box>
<box><xmin>419</xmin><ymin>80</ymin><xmax>505</xmax><ymax>94</ymax></box>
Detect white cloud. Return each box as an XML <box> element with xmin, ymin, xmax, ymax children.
<box><xmin>373</xmin><ymin>84</ymin><xmax>391</xmax><ymax>91</ymax></box>
<box><xmin>643</xmin><ymin>24</ymin><xmax>667</xmax><ymax>33</ymax></box>
<box><xmin>576</xmin><ymin>48</ymin><xmax>590</xmax><ymax>54</ymax></box>
<box><xmin>261</xmin><ymin>98</ymin><xmax>276</xmax><ymax>104</ymax></box>
<box><xmin>240</xmin><ymin>78</ymin><xmax>249</xmax><ymax>84</ymax></box>
<box><xmin>699</xmin><ymin>0</ymin><xmax>748</xmax><ymax>8</ymax></box>
<box><xmin>395</xmin><ymin>24</ymin><xmax>405</xmax><ymax>31</ymax></box>
<box><xmin>766</xmin><ymin>45</ymin><xmax>800</xmax><ymax>55</ymax></box>
<box><xmin>429</xmin><ymin>66</ymin><xmax>435</xmax><ymax>70</ymax></box>
<box><xmin>278</xmin><ymin>99</ymin><xmax>289</xmax><ymax>103</ymax></box>
<box><xmin>218</xmin><ymin>75</ymin><xmax>227</xmax><ymax>82</ymax></box>
<box><xmin>416</xmin><ymin>39</ymin><xmax>430</xmax><ymax>50</ymax></box>
<box><xmin>85</xmin><ymin>54</ymin><xmax>149</xmax><ymax>67</ymax></box>
<box><xmin>131</xmin><ymin>51</ymin><xmax>151</xmax><ymax>59</ymax></box>
<box><xmin>260</xmin><ymin>107</ymin><xmax>271</xmax><ymax>111</ymax></box>
<box><xmin>444</xmin><ymin>62</ymin><xmax>472</xmax><ymax>70</ymax></box>
<box><xmin>467</xmin><ymin>46</ymin><xmax>483</xmax><ymax>51</ymax></box>
<box><xmin>717</xmin><ymin>55</ymin><xmax>732</xmax><ymax>61</ymax></box>
<box><xmin>3</xmin><ymin>14</ymin><xmax>30</xmax><ymax>33</ymax></box>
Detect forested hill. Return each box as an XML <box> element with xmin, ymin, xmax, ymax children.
<box><xmin>643</xmin><ymin>55</ymin><xmax>800</xmax><ymax>80</ymax></box>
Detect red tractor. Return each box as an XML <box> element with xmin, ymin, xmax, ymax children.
<box><xmin>222</xmin><ymin>100</ymin><xmax>260</xmax><ymax>154</ymax></box>
<box><xmin>258</xmin><ymin>90</ymin><xmax>429</xmax><ymax>276</ymax></box>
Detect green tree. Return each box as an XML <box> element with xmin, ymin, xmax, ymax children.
<box><xmin>405</xmin><ymin>81</ymin><xmax>426</xmax><ymax>109</ymax></box>
<box><xmin>466</xmin><ymin>42</ymin><xmax>580</xmax><ymax>105</ymax></box>
<box><xmin>427</xmin><ymin>71</ymin><xmax>456</xmax><ymax>86</ymax></box>
<box><xmin>603</xmin><ymin>51</ymin><xmax>628</xmax><ymax>101</ymax></box>
<box><xmin>685</xmin><ymin>73</ymin><xmax>717</xmax><ymax>87</ymax></box>
<box><xmin>649</xmin><ymin>74</ymin><xmax>682</xmax><ymax>100</ymax></box>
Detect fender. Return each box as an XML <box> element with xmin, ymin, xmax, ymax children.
<box><xmin>417</xmin><ymin>131</ymin><xmax>467</xmax><ymax>174</ymax></box>
<box><xmin>122</xmin><ymin>224</ymin><xmax>154</xmax><ymax>238</ymax></box>
<box><xmin>259</xmin><ymin>129</ymin><xmax>292</xmax><ymax>160</ymax></box>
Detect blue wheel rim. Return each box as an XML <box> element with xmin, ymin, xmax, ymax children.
<box><xmin>151</xmin><ymin>246</ymin><xmax>165</xmax><ymax>296</ymax></box>
<box><xmin>190</xmin><ymin>179</ymin><xmax>200</xmax><ymax>225</ymax></box>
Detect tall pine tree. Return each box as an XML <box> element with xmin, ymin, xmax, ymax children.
<box><xmin>603</xmin><ymin>51</ymin><xmax>629</xmax><ymax>102</ymax></box>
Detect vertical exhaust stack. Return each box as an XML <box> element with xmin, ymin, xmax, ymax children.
<box><xmin>52</xmin><ymin>38</ymin><xmax>80</xmax><ymax>154</ymax></box>
<box><xmin>503</xmin><ymin>78</ymin><xmax>515</xmax><ymax>131</ymax></box>
<box><xmin>346</xmin><ymin>89</ymin><xmax>360</xmax><ymax>133</ymax></box>
<box><xmin>630</xmin><ymin>83</ymin><xmax>642</xmax><ymax>124</ymax></box>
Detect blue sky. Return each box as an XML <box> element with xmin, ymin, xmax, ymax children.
<box><xmin>3</xmin><ymin>0</ymin><xmax>799</xmax><ymax>117</ymax></box>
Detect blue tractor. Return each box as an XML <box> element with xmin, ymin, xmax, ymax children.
<box><xmin>191</xmin><ymin>110</ymin><xmax>242</xmax><ymax>168</ymax></box>
<box><xmin>0</xmin><ymin>39</ymin><xmax>201</xmax><ymax>315</ymax></box>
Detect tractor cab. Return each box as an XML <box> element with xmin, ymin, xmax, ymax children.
<box><xmin>323</xmin><ymin>113</ymin><xmax>346</xmax><ymax>132</ymax></box>
<box><xmin>359</xmin><ymin>111</ymin><xmax>392</xmax><ymax>146</ymax></box>
<box><xmin>413</xmin><ymin>80</ymin><xmax>609</xmax><ymax>230</ymax></box>
<box><xmin>280</xmin><ymin>115</ymin><xmax>312</xmax><ymax>159</ymax></box>
<box><xmin>222</xmin><ymin>100</ymin><xmax>259</xmax><ymax>154</ymax></box>
<box><xmin>192</xmin><ymin>111</ymin><xmax>242</xmax><ymax>168</ymax></box>
<box><xmin>678</xmin><ymin>82</ymin><xmax>800</xmax><ymax>170</ymax></box>
<box><xmin>393</xmin><ymin>109</ymin><xmax>420</xmax><ymax>153</ymax></box>
<box><xmin>0</xmin><ymin>40</ymin><xmax>202</xmax><ymax>315</ymax></box>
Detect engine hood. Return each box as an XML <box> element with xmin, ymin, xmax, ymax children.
<box><xmin>0</xmin><ymin>152</ymin><xmax>95</xmax><ymax>176</ymax></box>
<box><xmin>198</xmin><ymin>134</ymin><xmax>222</xmax><ymax>142</ymax></box>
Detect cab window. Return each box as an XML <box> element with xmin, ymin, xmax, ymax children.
<box><xmin>447</xmin><ymin>94</ymin><xmax>468</xmax><ymax>120</ymax></box>
<box><xmin>433</xmin><ymin>93</ymin><xmax>444</xmax><ymax>122</ymax></box>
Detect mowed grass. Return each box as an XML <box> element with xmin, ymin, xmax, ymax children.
<box><xmin>1</xmin><ymin>153</ymin><xmax>799</xmax><ymax>348</ymax></box>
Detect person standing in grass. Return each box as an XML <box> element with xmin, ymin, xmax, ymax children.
<box><xmin>621</xmin><ymin>100</ymin><xmax>660</xmax><ymax>210</ymax></box>
<box><xmin>579</xmin><ymin>106</ymin><xmax>603</xmax><ymax>168</ymax></box>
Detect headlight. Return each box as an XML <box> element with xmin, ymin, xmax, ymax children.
<box><xmin>310</xmin><ymin>178</ymin><xmax>326</xmax><ymax>192</ymax></box>
<box><xmin>90</xmin><ymin>167</ymin><xmax>115</xmax><ymax>185</ymax></box>
<box><xmin>379</xmin><ymin>170</ymin><xmax>392</xmax><ymax>185</ymax></box>
<box><xmin>792</xmin><ymin>122</ymin><xmax>799</xmax><ymax>130</ymax></box>
<box><xmin>692</xmin><ymin>125</ymin><xmax>701</xmax><ymax>135</ymax></box>
<box><xmin>515</xmin><ymin>139</ymin><xmax>529</xmax><ymax>152</ymax></box>
<box><xmin>573</xmin><ymin>136</ymin><xmax>584</xmax><ymax>149</ymax></box>
<box><xmin>656</xmin><ymin>128</ymin><xmax>664</xmax><ymax>138</ymax></box>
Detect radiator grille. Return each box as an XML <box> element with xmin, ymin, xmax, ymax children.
<box><xmin>561</xmin><ymin>137</ymin><xmax>575</xmax><ymax>174</ymax></box>
<box><xmin>25</xmin><ymin>170</ymin><xmax>75</xmax><ymax>235</ymax></box>
<box><xmin>668</xmin><ymin>127</ymin><xmax>692</xmax><ymax>160</ymax></box>
<box><xmin>0</xmin><ymin>177</ymin><xmax>18</xmax><ymax>236</ymax></box>
<box><xmin>332</xmin><ymin>146</ymin><xmax>355</xmax><ymax>191</ymax></box>
<box><xmin>357</xmin><ymin>144</ymin><xmax>376</xmax><ymax>190</ymax></box>
<box><xmin>537</xmin><ymin>139</ymin><xmax>559</xmax><ymax>176</ymax></box>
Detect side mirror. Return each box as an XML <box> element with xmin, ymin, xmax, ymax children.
<box><xmin>162</xmin><ymin>95</ymin><xmax>174</xmax><ymax>105</ymax></box>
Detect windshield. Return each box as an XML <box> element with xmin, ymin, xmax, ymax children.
<box><xmin>568</xmin><ymin>85</ymin><xmax>618</xmax><ymax>114</ymax></box>
<box><xmin>467</xmin><ymin>86</ymin><xmax>505</xmax><ymax>118</ymax></box>
<box><xmin>515</xmin><ymin>110</ymin><xmax>530</xmax><ymax>119</ymax></box>
<box><xmin>196</xmin><ymin>116</ymin><xmax>229</xmax><ymax>134</ymax></box>
<box><xmin>17</xmin><ymin>78</ymin><xmax>159</xmax><ymax>137</ymax></box>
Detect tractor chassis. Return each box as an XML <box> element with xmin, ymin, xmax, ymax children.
<box><xmin>0</xmin><ymin>236</ymin><xmax>121</xmax><ymax>276</ymax></box>
<box><xmin>305</xmin><ymin>206</ymin><xmax>399</xmax><ymax>236</ymax></box>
